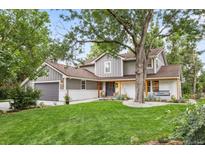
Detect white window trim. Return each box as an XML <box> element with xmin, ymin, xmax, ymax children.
<box><xmin>147</xmin><ymin>59</ymin><xmax>153</xmax><ymax>69</ymax></box>
<box><xmin>81</xmin><ymin>80</ymin><xmax>86</xmax><ymax>90</ymax></box>
<box><xmin>104</xmin><ymin>61</ymin><xmax>111</xmax><ymax>74</ymax></box>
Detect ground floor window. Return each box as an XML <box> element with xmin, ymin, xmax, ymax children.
<box><xmin>153</xmin><ymin>80</ymin><xmax>159</xmax><ymax>92</ymax></box>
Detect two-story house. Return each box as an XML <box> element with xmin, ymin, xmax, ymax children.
<box><xmin>22</xmin><ymin>48</ymin><xmax>182</xmax><ymax>102</ymax></box>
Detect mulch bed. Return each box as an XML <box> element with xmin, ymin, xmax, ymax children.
<box><xmin>145</xmin><ymin>140</ymin><xmax>183</xmax><ymax>145</ymax></box>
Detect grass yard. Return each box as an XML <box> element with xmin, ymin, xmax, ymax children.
<box><xmin>0</xmin><ymin>101</ymin><xmax>186</xmax><ymax>145</ymax></box>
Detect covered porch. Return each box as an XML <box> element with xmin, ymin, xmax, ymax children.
<box><xmin>97</xmin><ymin>78</ymin><xmax>181</xmax><ymax>100</ymax></box>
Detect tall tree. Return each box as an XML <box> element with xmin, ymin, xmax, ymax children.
<box><xmin>166</xmin><ymin>26</ymin><xmax>204</xmax><ymax>95</ymax></box>
<box><xmin>60</xmin><ymin>10</ymin><xmax>205</xmax><ymax>103</ymax></box>
<box><xmin>0</xmin><ymin>10</ymin><xmax>50</xmax><ymax>86</ymax></box>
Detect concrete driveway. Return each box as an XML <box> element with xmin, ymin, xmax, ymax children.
<box><xmin>0</xmin><ymin>102</ymin><xmax>10</xmax><ymax>111</ymax></box>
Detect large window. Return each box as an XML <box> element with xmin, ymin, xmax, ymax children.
<box><xmin>104</xmin><ymin>61</ymin><xmax>111</xmax><ymax>73</ymax></box>
<box><xmin>81</xmin><ymin>80</ymin><xmax>86</xmax><ymax>89</ymax></box>
<box><xmin>153</xmin><ymin>80</ymin><xmax>159</xmax><ymax>92</ymax></box>
<box><xmin>147</xmin><ymin>59</ymin><xmax>152</xmax><ymax>68</ymax></box>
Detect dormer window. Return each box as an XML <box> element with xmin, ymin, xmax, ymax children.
<box><xmin>104</xmin><ymin>61</ymin><xmax>111</xmax><ymax>73</ymax></box>
<box><xmin>147</xmin><ymin>59</ymin><xmax>153</xmax><ymax>68</ymax></box>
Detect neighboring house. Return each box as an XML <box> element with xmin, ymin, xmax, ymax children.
<box><xmin>22</xmin><ymin>48</ymin><xmax>182</xmax><ymax>102</ymax></box>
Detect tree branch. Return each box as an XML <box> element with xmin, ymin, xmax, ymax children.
<box><xmin>107</xmin><ymin>9</ymin><xmax>137</xmax><ymax>46</ymax></box>
<box><xmin>76</xmin><ymin>39</ymin><xmax>135</xmax><ymax>53</ymax></box>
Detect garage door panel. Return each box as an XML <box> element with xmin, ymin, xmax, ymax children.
<box><xmin>35</xmin><ymin>82</ymin><xmax>59</xmax><ymax>101</ymax></box>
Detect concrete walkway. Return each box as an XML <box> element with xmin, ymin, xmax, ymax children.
<box><xmin>123</xmin><ymin>100</ymin><xmax>180</xmax><ymax>108</ymax></box>
<box><xmin>0</xmin><ymin>99</ymin><xmax>100</xmax><ymax>111</ymax></box>
<box><xmin>69</xmin><ymin>98</ymin><xmax>99</xmax><ymax>104</ymax></box>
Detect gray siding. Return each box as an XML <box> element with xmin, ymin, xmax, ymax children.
<box><xmin>81</xmin><ymin>65</ymin><xmax>95</xmax><ymax>73</ymax></box>
<box><xmin>155</xmin><ymin>53</ymin><xmax>165</xmax><ymax>73</ymax></box>
<box><xmin>95</xmin><ymin>54</ymin><xmax>122</xmax><ymax>77</ymax></box>
<box><xmin>66</xmin><ymin>79</ymin><xmax>97</xmax><ymax>90</ymax></box>
<box><xmin>36</xmin><ymin>65</ymin><xmax>62</xmax><ymax>81</ymax></box>
<box><xmin>123</xmin><ymin>61</ymin><xmax>135</xmax><ymax>75</ymax></box>
<box><xmin>123</xmin><ymin>60</ymin><xmax>154</xmax><ymax>75</ymax></box>
<box><xmin>66</xmin><ymin>79</ymin><xmax>81</xmax><ymax>89</ymax></box>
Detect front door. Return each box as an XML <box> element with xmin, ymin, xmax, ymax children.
<box><xmin>106</xmin><ymin>82</ymin><xmax>115</xmax><ymax>96</ymax></box>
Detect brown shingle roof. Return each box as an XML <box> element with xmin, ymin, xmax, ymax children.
<box><xmin>120</xmin><ymin>48</ymin><xmax>164</xmax><ymax>59</ymax></box>
<box><xmin>46</xmin><ymin>61</ymin><xmax>180</xmax><ymax>81</ymax></box>
<box><xmin>147</xmin><ymin>64</ymin><xmax>181</xmax><ymax>79</ymax></box>
<box><xmin>46</xmin><ymin>61</ymin><xmax>98</xmax><ymax>80</ymax></box>
<box><xmin>81</xmin><ymin>48</ymin><xmax>164</xmax><ymax>66</ymax></box>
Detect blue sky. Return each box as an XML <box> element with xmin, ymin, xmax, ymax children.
<box><xmin>46</xmin><ymin>9</ymin><xmax>205</xmax><ymax>63</ymax></box>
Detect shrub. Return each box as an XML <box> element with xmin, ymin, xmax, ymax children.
<box><xmin>0</xmin><ymin>86</ymin><xmax>10</xmax><ymax>100</ymax></box>
<box><xmin>158</xmin><ymin>136</ymin><xmax>169</xmax><ymax>144</ymax></box>
<box><xmin>64</xmin><ymin>95</ymin><xmax>70</xmax><ymax>105</ymax></box>
<box><xmin>172</xmin><ymin>104</ymin><xmax>205</xmax><ymax>144</ymax></box>
<box><xmin>144</xmin><ymin>95</ymin><xmax>159</xmax><ymax>102</ymax></box>
<box><xmin>171</xmin><ymin>95</ymin><xmax>177</xmax><ymax>103</ymax></box>
<box><xmin>130</xmin><ymin>136</ymin><xmax>140</xmax><ymax>144</ymax></box>
<box><xmin>9</xmin><ymin>86</ymin><xmax>40</xmax><ymax>110</ymax></box>
<box><xmin>116</xmin><ymin>94</ymin><xmax>129</xmax><ymax>100</ymax></box>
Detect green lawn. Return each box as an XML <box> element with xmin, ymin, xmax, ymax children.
<box><xmin>0</xmin><ymin>101</ymin><xmax>186</xmax><ymax>144</ymax></box>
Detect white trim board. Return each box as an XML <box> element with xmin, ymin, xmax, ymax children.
<box><xmin>33</xmin><ymin>80</ymin><xmax>60</xmax><ymax>83</ymax></box>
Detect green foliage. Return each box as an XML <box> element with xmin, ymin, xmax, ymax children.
<box><xmin>173</xmin><ymin>104</ymin><xmax>205</xmax><ymax>144</ymax></box>
<box><xmin>0</xmin><ymin>86</ymin><xmax>10</xmax><ymax>99</ymax></box>
<box><xmin>197</xmin><ymin>70</ymin><xmax>205</xmax><ymax>94</ymax></box>
<box><xmin>9</xmin><ymin>86</ymin><xmax>40</xmax><ymax>110</ymax></box>
<box><xmin>64</xmin><ymin>95</ymin><xmax>70</xmax><ymax>105</ymax></box>
<box><xmin>116</xmin><ymin>94</ymin><xmax>129</xmax><ymax>100</ymax></box>
<box><xmin>171</xmin><ymin>95</ymin><xmax>177</xmax><ymax>103</ymax></box>
<box><xmin>0</xmin><ymin>10</ymin><xmax>50</xmax><ymax>85</ymax></box>
<box><xmin>166</xmin><ymin>28</ymin><xmax>204</xmax><ymax>95</ymax></box>
<box><xmin>86</xmin><ymin>43</ymin><xmax>105</xmax><ymax>60</ymax></box>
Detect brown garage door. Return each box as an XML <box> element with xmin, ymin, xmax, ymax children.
<box><xmin>35</xmin><ymin>82</ymin><xmax>59</xmax><ymax>101</ymax></box>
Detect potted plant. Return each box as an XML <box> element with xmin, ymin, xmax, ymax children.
<box><xmin>64</xmin><ymin>95</ymin><xmax>70</xmax><ymax>105</ymax></box>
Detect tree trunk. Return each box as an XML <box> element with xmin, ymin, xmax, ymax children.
<box><xmin>134</xmin><ymin>10</ymin><xmax>153</xmax><ymax>103</ymax></box>
<box><xmin>193</xmin><ymin>53</ymin><xmax>197</xmax><ymax>94</ymax></box>
<box><xmin>134</xmin><ymin>50</ymin><xmax>147</xmax><ymax>103</ymax></box>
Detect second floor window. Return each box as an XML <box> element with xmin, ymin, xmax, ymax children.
<box><xmin>147</xmin><ymin>59</ymin><xmax>152</xmax><ymax>68</ymax></box>
<box><xmin>104</xmin><ymin>61</ymin><xmax>111</xmax><ymax>73</ymax></box>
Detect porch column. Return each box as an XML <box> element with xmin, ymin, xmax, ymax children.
<box><xmin>145</xmin><ymin>80</ymin><xmax>148</xmax><ymax>97</ymax></box>
<box><xmin>97</xmin><ymin>82</ymin><xmax>100</xmax><ymax>98</ymax></box>
<box><xmin>176</xmin><ymin>79</ymin><xmax>179</xmax><ymax>99</ymax></box>
<box><xmin>63</xmin><ymin>77</ymin><xmax>67</xmax><ymax>91</ymax></box>
<box><xmin>119</xmin><ymin>81</ymin><xmax>122</xmax><ymax>95</ymax></box>
<box><xmin>150</xmin><ymin>80</ymin><xmax>153</xmax><ymax>95</ymax></box>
